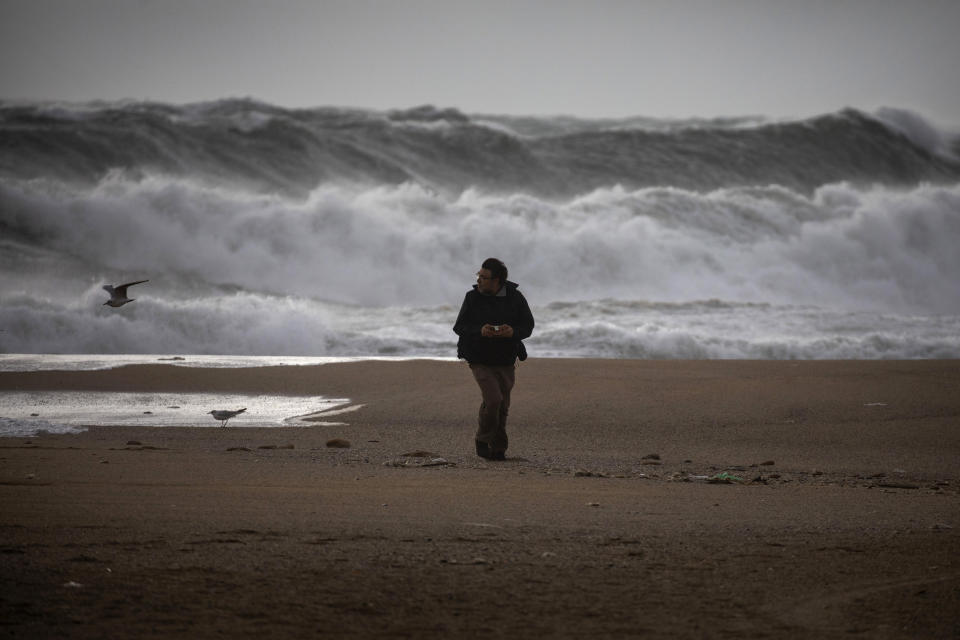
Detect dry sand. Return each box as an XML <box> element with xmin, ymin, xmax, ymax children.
<box><xmin>1</xmin><ymin>359</ymin><xmax>958</xmax><ymax>638</ymax></box>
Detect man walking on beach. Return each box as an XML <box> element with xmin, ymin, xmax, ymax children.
<box><xmin>453</xmin><ymin>258</ymin><xmax>535</xmax><ymax>460</ymax></box>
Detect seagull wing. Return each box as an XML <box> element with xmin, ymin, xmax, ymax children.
<box><xmin>102</xmin><ymin>285</ymin><xmax>116</xmax><ymax>294</ymax></box>
<box><xmin>114</xmin><ymin>280</ymin><xmax>149</xmax><ymax>297</ymax></box>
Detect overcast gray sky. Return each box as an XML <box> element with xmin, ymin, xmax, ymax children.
<box><xmin>2</xmin><ymin>0</ymin><xmax>958</xmax><ymax>124</ymax></box>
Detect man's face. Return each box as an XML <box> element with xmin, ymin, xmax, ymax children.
<box><xmin>476</xmin><ymin>268</ymin><xmax>499</xmax><ymax>295</ymax></box>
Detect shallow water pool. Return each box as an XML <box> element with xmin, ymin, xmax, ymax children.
<box><xmin>0</xmin><ymin>391</ymin><xmax>352</xmax><ymax>437</ymax></box>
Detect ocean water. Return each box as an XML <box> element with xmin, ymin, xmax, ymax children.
<box><xmin>0</xmin><ymin>353</ymin><xmax>446</xmax><ymax>372</ymax></box>
<box><xmin>2</xmin><ymin>100</ymin><xmax>960</xmax><ymax>360</ymax></box>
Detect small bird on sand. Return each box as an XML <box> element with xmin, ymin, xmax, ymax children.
<box><xmin>103</xmin><ymin>280</ymin><xmax>149</xmax><ymax>307</ymax></box>
<box><xmin>209</xmin><ymin>408</ymin><xmax>247</xmax><ymax>427</ymax></box>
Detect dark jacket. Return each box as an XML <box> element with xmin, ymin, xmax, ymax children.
<box><xmin>453</xmin><ymin>281</ymin><xmax>534</xmax><ymax>365</ymax></box>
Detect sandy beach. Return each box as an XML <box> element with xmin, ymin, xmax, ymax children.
<box><xmin>1</xmin><ymin>358</ymin><xmax>958</xmax><ymax>638</ymax></box>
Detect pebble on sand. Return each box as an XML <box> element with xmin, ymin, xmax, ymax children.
<box><xmin>707</xmin><ymin>472</ymin><xmax>742</xmax><ymax>484</ymax></box>
<box><xmin>574</xmin><ymin>469</ymin><xmax>608</xmax><ymax>478</ymax></box>
<box><xmin>876</xmin><ymin>481</ymin><xmax>919</xmax><ymax>490</ymax></box>
<box><xmin>442</xmin><ymin>558</ymin><xmax>489</xmax><ymax>565</ymax></box>
<box><xmin>384</xmin><ymin>457</ymin><xmax>453</xmax><ymax>468</ymax></box>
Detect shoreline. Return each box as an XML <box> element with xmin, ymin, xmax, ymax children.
<box><xmin>3</xmin><ymin>358</ymin><xmax>958</xmax><ymax>474</ymax></box>
<box><xmin>2</xmin><ymin>358</ymin><xmax>958</xmax><ymax>637</ymax></box>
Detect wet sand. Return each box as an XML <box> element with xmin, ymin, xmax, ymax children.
<box><xmin>1</xmin><ymin>359</ymin><xmax>958</xmax><ymax>638</ymax></box>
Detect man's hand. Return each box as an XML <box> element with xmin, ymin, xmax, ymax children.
<box><xmin>481</xmin><ymin>324</ymin><xmax>514</xmax><ymax>338</ymax></box>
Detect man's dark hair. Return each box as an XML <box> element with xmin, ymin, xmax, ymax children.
<box><xmin>482</xmin><ymin>258</ymin><xmax>508</xmax><ymax>283</ymax></box>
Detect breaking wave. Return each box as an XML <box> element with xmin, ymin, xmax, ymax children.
<box><xmin>2</xmin><ymin>99</ymin><xmax>959</xmax><ymax>359</ymax></box>
<box><xmin>3</xmin><ymin>100</ymin><xmax>958</xmax><ymax>197</ymax></box>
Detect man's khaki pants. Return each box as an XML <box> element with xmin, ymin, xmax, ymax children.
<box><xmin>469</xmin><ymin>363</ymin><xmax>515</xmax><ymax>453</ymax></box>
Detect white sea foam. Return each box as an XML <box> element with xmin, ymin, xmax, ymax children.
<box><xmin>2</xmin><ymin>295</ymin><xmax>957</xmax><ymax>360</ymax></box>
<box><xmin>534</xmin><ymin>300</ymin><xmax>960</xmax><ymax>359</ymax></box>
<box><xmin>4</xmin><ymin>177</ymin><xmax>959</xmax><ymax>310</ymax></box>
<box><xmin>0</xmin><ymin>416</ymin><xmax>86</xmax><ymax>437</ymax></box>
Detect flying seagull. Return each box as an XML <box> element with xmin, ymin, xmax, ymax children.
<box><xmin>103</xmin><ymin>280</ymin><xmax>149</xmax><ymax>307</ymax></box>
<box><xmin>209</xmin><ymin>408</ymin><xmax>247</xmax><ymax>427</ymax></box>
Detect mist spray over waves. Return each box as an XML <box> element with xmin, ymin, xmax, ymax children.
<box><xmin>2</xmin><ymin>99</ymin><xmax>960</xmax><ymax>359</ymax></box>
<box><xmin>4</xmin><ymin>174</ymin><xmax>958</xmax><ymax>311</ymax></box>
<box><xmin>872</xmin><ymin>107</ymin><xmax>959</xmax><ymax>161</ymax></box>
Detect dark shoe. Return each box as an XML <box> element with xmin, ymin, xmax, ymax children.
<box><xmin>488</xmin><ymin>450</ymin><xmax>506</xmax><ymax>461</ymax></box>
<box><xmin>475</xmin><ymin>440</ymin><xmax>491</xmax><ymax>459</ymax></box>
